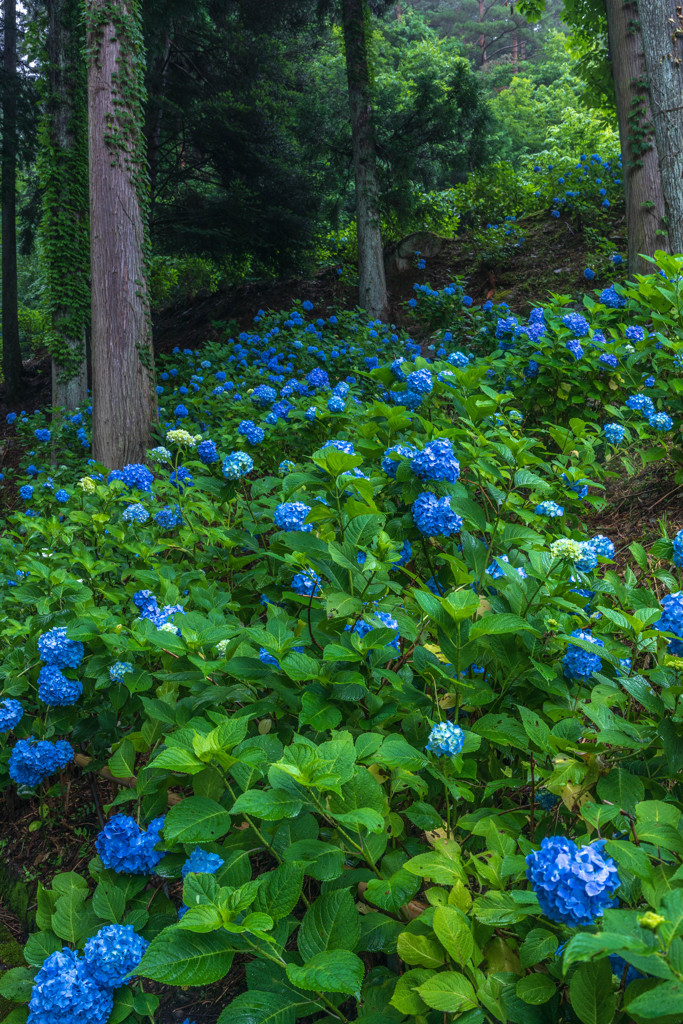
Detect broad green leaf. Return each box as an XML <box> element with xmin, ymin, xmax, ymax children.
<box><xmin>253</xmin><ymin>863</ymin><xmax>305</xmax><ymax>921</ymax></box>
<box><xmin>597</xmin><ymin>769</ymin><xmax>644</xmax><ymax>815</ymax></box>
<box><xmin>108</xmin><ymin>738</ymin><xmax>136</xmax><ymax>779</ymax></box>
<box><xmin>365</xmin><ymin>869</ymin><xmax>421</xmax><ymax>913</ymax></box>
<box><xmin>520</xmin><ymin>929</ymin><xmax>559</xmax><ymax>968</ymax></box>
<box><xmin>23</xmin><ymin>931</ymin><xmax>62</xmax><ymax>967</ymax></box>
<box><xmin>137</xmin><ymin>928</ymin><xmax>235</xmax><ymax>985</ymax></box>
<box><xmin>569</xmin><ymin>960</ymin><xmax>616</xmax><ymax>1024</ymax></box>
<box><xmin>397</xmin><ymin>931</ymin><xmax>445</xmax><ymax>969</ymax></box>
<box><xmin>164</xmin><ymin>796</ymin><xmax>231</xmax><ymax>843</ymax></box>
<box><xmin>283</xmin><ymin>840</ymin><xmax>345</xmax><ymax>881</ymax></box>
<box><xmin>285</xmin><ymin>950</ymin><xmax>364</xmax><ymax>996</ymax></box>
<box><xmin>297</xmin><ymin>889</ymin><xmax>361</xmax><ymax>960</ymax></box>
<box><xmin>416</xmin><ymin>972</ymin><xmax>478</xmax><ymax>1012</ymax></box>
<box><xmin>390</xmin><ymin>968</ymin><xmax>432</xmax><ymax>1014</ymax></box>
<box><xmin>230</xmin><ymin>789</ymin><xmax>303</xmax><ymax>821</ymax></box>
<box><xmin>217</xmin><ymin>991</ymin><xmax>298</xmax><ymax>1024</ymax></box>
<box><xmin>433</xmin><ymin>905</ymin><xmax>474</xmax><ymax>964</ymax></box>
<box><xmin>626</xmin><ymin>981</ymin><xmax>683</xmax><ymax>1018</ymax></box>
<box><xmin>516</xmin><ymin>973</ymin><xmax>555</xmax><ymax>1005</ymax></box>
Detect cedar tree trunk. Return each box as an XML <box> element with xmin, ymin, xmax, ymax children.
<box><xmin>639</xmin><ymin>0</ymin><xmax>683</xmax><ymax>254</ymax></box>
<box><xmin>605</xmin><ymin>0</ymin><xmax>668</xmax><ymax>273</ymax></box>
<box><xmin>1</xmin><ymin>0</ymin><xmax>22</xmax><ymax>397</ymax></box>
<box><xmin>86</xmin><ymin>0</ymin><xmax>157</xmax><ymax>468</ymax></box>
<box><xmin>341</xmin><ymin>0</ymin><xmax>389</xmax><ymax>322</ymax></box>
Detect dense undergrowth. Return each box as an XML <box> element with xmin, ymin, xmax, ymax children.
<box><xmin>3</xmin><ymin>162</ymin><xmax>683</xmax><ymax>1024</ymax></box>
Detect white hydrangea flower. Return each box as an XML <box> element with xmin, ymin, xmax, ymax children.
<box><xmin>77</xmin><ymin>476</ymin><xmax>96</xmax><ymax>494</ymax></box>
<box><xmin>166</xmin><ymin>429</ymin><xmax>197</xmax><ymax>448</ymax></box>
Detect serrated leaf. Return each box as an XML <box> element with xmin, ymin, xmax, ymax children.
<box><xmin>285</xmin><ymin>950</ymin><xmax>364</xmax><ymax>996</ymax></box>
<box><xmin>433</xmin><ymin>905</ymin><xmax>474</xmax><ymax>964</ymax></box>
<box><xmin>137</xmin><ymin>928</ymin><xmax>235</xmax><ymax>985</ymax></box>
<box><xmin>516</xmin><ymin>973</ymin><xmax>555</xmax><ymax>1005</ymax></box>
<box><xmin>297</xmin><ymin>889</ymin><xmax>360</xmax><ymax>960</ymax></box>
<box><xmin>217</xmin><ymin>991</ymin><xmax>298</xmax><ymax>1024</ymax></box>
<box><xmin>416</xmin><ymin>972</ymin><xmax>478</xmax><ymax>1012</ymax></box>
<box><xmin>230</xmin><ymin>789</ymin><xmax>303</xmax><ymax>821</ymax></box>
<box><xmin>253</xmin><ymin>863</ymin><xmax>304</xmax><ymax>922</ymax></box>
<box><xmin>164</xmin><ymin>796</ymin><xmax>231</xmax><ymax>843</ymax></box>
<box><xmin>569</xmin><ymin>960</ymin><xmax>616</xmax><ymax>1024</ymax></box>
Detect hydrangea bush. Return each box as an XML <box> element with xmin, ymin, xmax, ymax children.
<box><xmin>2</xmin><ymin>254</ymin><xmax>683</xmax><ymax>1022</ymax></box>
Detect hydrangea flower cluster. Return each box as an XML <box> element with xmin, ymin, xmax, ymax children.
<box><xmin>535</xmin><ymin>501</ymin><xmax>564</xmax><ymax>518</ymax></box>
<box><xmin>133</xmin><ymin>590</ymin><xmax>184</xmax><ymax>630</ymax></box>
<box><xmin>222</xmin><ymin>451</ymin><xmax>254</xmax><ymax>479</ymax></box>
<box><xmin>83</xmin><ymin>924</ymin><xmax>148</xmax><ymax>988</ymax></box>
<box><xmin>406</xmin><ymin>368</ymin><xmax>433</xmax><ymax>394</ymax></box>
<box><xmin>526</xmin><ymin>836</ymin><xmax>620</xmax><ymax>926</ymax></box>
<box><xmin>604</xmin><ymin>423</ymin><xmax>625</xmax><ymax>443</ymax></box>
<box><xmin>182</xmin><ymin>846</ymin><xmax>225</xmax><ymax>878</ymax></box>
<box><xmin>155</xmin><ymin>505</ymin><xmax>183</xmax><ymax>529</ymax></box>
<box><xmin>322</xmin><ymin>439</ymin><xmax>355</xmax><ymax>454</ymax></box>
<box><xmin>412</xmin><ymin>493</ymin><xmax>463</xmax><ymax>537</ymax></box>
<box><xmin>649</xmin><ymin>411</ymin><xmax>673</xmax><ymax>431</ymax></box>
<box><xmin>251</xmin><ymin>385</ymin><xmax>277</xmax><ymax>408</ymax></box>
<box><xmin>108</xmin><ymin>464</ymin><xmax>154</xmax><ymax>491</ymax></box>
<box><xmin>561</xmin><ymin>313</ymin><xmax>590</xmax><ymax>337</ymax></box>
<box><xmin>550</xmin><ymin>537</ymin><xmax>584</xmax><ymax>561</ymax></box>
<box><xmin>9</xmin><ymin>737</ymin><xmax>74</xmax><ymax>787</ymax></box>
<box><xmin>122</xmin><ymin>503</ymin><xmax>148</xmax><ymax>524</ymax></box>
<box><xmin>95</xmin><ymin>815</ymin><xmax>165</xmax><ymax>874</ymax></box>
<box><xmin>381</xmin><ymin>444</ymin><xmax>417</xmax><ymax>478</ymax></box>
<box><xmin>425</xmin><ymin>721</ymin><xmax>465</xmax><ymax>757</ymax></box>
<box><xmin>109</xmin><ymin>661</ymin><xmax>133</xmax><ymax>683</ymax></box>
<box><xmin>587</xmin><ymin>534</ymin><xmax>615</xmax><ymax>559</ymax></box>
<box><xmin>37</xmin><ymin>627</ymin><xmax>84</xmax><ymax>670</ymax></box>
<box><xmin>238</xmin><ymin>420</ymin><xmax>265</xmax><ymax>444</ymax></box>
<box><xmin>346</xmin><ymin>610</ymin><xmax>400</xmax><ymax>649</ymax></box>
<box><xmin>290</xmin><ymin>569</ymin><xmax>322</xmax><ymax>596</ymax></box>
<box><xmin>197</xmin><ymin>439</ymin><xmax>219</xmax><ymax>464</ymax></box>
<box><xmin>0</xmin><ymin>697</ymin><xmax>23</xmax><ymax>731</ymax></box>
<box><xmin>486</xmin><ymin>555</ymin><xmax>527</xmax><ymax>580</ymax></box>
<box><xmin>655</xmin><ymin>592</ymin><xmax>683</xmax><ymax>654</ymax></box>
<box><xmin>562</xmin><ymin>629</ymin><xmax>604</xmax><ymax>681</ymax></box>
<box><xmin>274</xmin><ymin>502</ymin><xmax>312</xmax><ymax>532</ymax></box>
<box><xmin>673</xmin><ymin>529</ymin><xmax>683</xmax><ymax>568</ymax></box>
<box><xmin>27</xmin><ymin>948</ymin><xmax>113</xmax><ymax>1024</ymax></box>
<box><xmin>411</xmin><ymin>438</ymin><xmax>460</xmax><ymax>483</ymax></box>
<box><xmin>37</xmin><ymin>666</ymin><xmax>83</xmax><ymax>707</ymax></box>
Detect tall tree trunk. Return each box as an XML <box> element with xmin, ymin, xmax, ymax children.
<box><xmin>1</xmin><ymin>0</ymin><xmax>23</xmax><ymax>398</ymax></box>
<box><xmin>512</xmin><ymin>33</ymin><xmax>518</xmax><ymax>65</ymax></box>
<box><xmin>479</xmin><ymin>0</ymin><xmax>487</xmax><ymax>67</ymax></box>
<box><xmin>396</xmin><ymin>2</ymin><xmax>401</xmax><ymax>21</ymax></box>
<box><xmin>341</xmin><ymin>0</ymin><xmax>389</xmax><ymax>322</ymax></box>
<box><xmin>604</xmin><ymin>0</ymin><xmax>668</xmax><ymax>273</ymax></box>
<box><xmin>43</xmin><ymin>0</ymin><xmax>89</xmax><ymax>412</ymax></box>
<box><xmin>639</xmin><ymin>1</ymin><xmax>683</xmax><ymax>254</ymax></box>
<box><xmin>86</xmin><ymin>0</ymin><xmax>157</xmax><ymax>468</ymax></box>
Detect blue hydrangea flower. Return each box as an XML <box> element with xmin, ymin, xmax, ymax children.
<box><xmin>604</xmin><ymin>423</ymin><xmax>625</xmax><ymax>444</ymax></box>
<box><xmin>412</xmin><ymin>493</ymin><xmax>463</xmax><ymax>538</ymax></box>
<box><xmin>589</xmin><ymin>534</ymin><xmax>615</xmax><ymax>560</ymax></box>
<box><xmin>150</xmin><ymin>446</ymin><xmax>171</xmax><ymax>464</ymax></box>
<box><xmin>238</xmin><ymin>420</ymin><xmax>265</xmax><ymax>444</ymax></box>
<box><xmin>290</xmin><ymin>570</ymin><xmax>322</xmax><ymax>596</ymax></box>
<box><xmin>426</xmin><ymin>721</ymin><xmax>465</xmax><ymax>757</ymax></box>
<box><xmin>259</xmin><ymin>648</ymin><xmax>279</xmax><ymax>667</ymax></box>
<box><xmin>346</xmin><ymin>610</ymin><xmax>400</xmax><ymax>649</ymax></box>
<box><xmin>625</xmin><ymin>325</ymin><xmax>645</xmax><ymax>342</ymax></box>
<box><xmin>447</xmin><ymin>351</ymin><xmax>469</xmax><ymax>368</ymax></box>
<box><xmin>562</xmin><ymin>313</ymin><xmax>590</xmax><ymax>337</ymax></box>
<box><xmin>600</xmin><ymin>286</ymin><xmax>627</xmax><ymax>309</ymax></box>
<box><xmin>526</xmin><ymin>836</ymin><xmax>620</xmax><ymax>926</ymax></box>
<box><xmin>28</xmin><ymin>948</ymin><xmax>113</xmax><ymax>1024</ymax></box>
<box><xmin>305</xmin><ymin>406</ymin><xmax>317</xmax><ymax>421</ymax></box>
<box><xmin>170</xmin><ymin>466</ymin><xmax>193</xmax><ymax>492</ymax></box>
<box><xmin>9</xmin><ymin>738</ymin><xmax>74</xmax><ymax>787</ymax></box>
<box><xmin>322</xmin><ymin>439</ymin><xmax>355</xmax><ymax>454</ymax></box>
<box><xmin>535</xmin><ymin>501</ymin><xmax>564</xmax><ymax>518</ymax></box>
<box><xmin>20</xmin><ymin>485</ymin><xmax>33</xmax><ymax>500</ymax></box>
<box><xmin>279</xmin><ymin>460</ymin><xmax>295</xmax><ymax>475</ymax></box>
<box><xmin>96</xmin><ymin>815</ymin><xmax>165</xmax><ymax>874</ymax></box>
<box><xmin>118</xmin><ymin>464</ymin><xmax>154</xmax><ymax>491</ymax></box>
<box><xmin>222</xmin><ymin>451</ymin><xmax>253</xmax><ymax>480</ymax></box>
<box><xmin>307</xmin><ymin>368</ymin><xmax>329</xmax><ymax>389</ymax></box>
<box><xmin>655</xmin><ymin>592</ymin><xmax>683</xmax><ymax>654</ymax></box>
<box><xmin>174</xmin><ymin>403</ymin><xmax>189</xmax><ymax>418</ymax></box>
<box><xmin>584</xmin><ymin>268</ymin><xmax>595</xmax><ymax>281</ymax></box>
<box><xmin>83</xmin><ymin>924</ymin><xmax>149</xmax><ymax>988</ymax></box>
<box><xmin>155</xmin><ymin>505</ymin><xmax>183</xmax><ymax>529</ymax></box>
<box><xmin>598</xmin><ymin>353</ymin><xmax>618</xmax><ymax>369</ymax></box>
<box><xmin>566</xmin><ymin>340</ymin><xmax>584</xmax><ymax>360</ymax></box>
<box><xmin>486</xmin><ymin>555</ymin><xmax>527</xmax><ymax>580</ymax></box>
<box><xmin>122</xmin><ymin>503</ymin><xmax>148</xmax><ymax>524</ymax></box>
<box><xmin>38</xmin><ymin>666</ymin><xmax>82</xmax><ymax>707</ymax></box>
<box><xmin>34</xmin><ymin>428</ymin><xmax>51</xmax><ymax>442</ymax></box>
<box><xmin>133</xmin><ymin>590</ymin><xmax>184</xmax><ymax>630</ymax></box>
<box><xmin>181</xmin><ymin>847</ymin><xmax>225</xmax><ymax>878</ymax></box>
<box><xmin>575</xmin><ymin>542</ymin><xmax>598</xmax><ymax>572</ymax></box>
<box><xmin>561</xmin><ymin>474</ymin><xmax>588</xmax><ymax>499</ymax></box>
<box><xmin>649</xmin><ymin>411</ymin><xmax>673</xmax><ymax>431</ymax></box>
<box><xmin>37</xmin><ymin>627</ymin><xmax>84</xmax><ymax>669</ymax></box>
<box><xmin>406</xmin><ymin>369</ymin><xmax>433</xmax><ymax>394</ymax></box>
<box><xmin>411</xmin><ymin>438</ymin><xmax>460</xmax><ymax>484</ymax></box>
<box><xmin>0</xmin><ymin>698</ymin><xmax>23</xmax><ymax>731</ymax></box>
<box><xmin>274</xmin><ymin>502</ymin><xmax>312</xmax><ymax>532</ymax></box>
<box><xmin>381</xmin><ymin>444</ymin><xmax>417</xmax><ymax>478</ymax></box>
<box><xmin>109</xmin><ymin>662</ymin><xmax>133</xmax><ymax>683</ymax></box>
<box><xmin>673</xmin><ymin>529</ymin><xmax>683</xmax><ymax>568</ymax></box>
<box><xmin>251</xmin><ymin>385</ymin><xmax>277</xmax><ymax>408</ymax></box>
<box><xmin>563</xmin><ymin>629</ymin><xmax>604</xmax><ymax>681</ymax></box>
<box><xmin>197</xmin><ymin>440</ymin><xmax>219</xmax><ymax>464</ymax></box>
<box><xmin>391</xmin><ymin>358</ymin><xmax>406</xmax><ymax>381</ymax></box>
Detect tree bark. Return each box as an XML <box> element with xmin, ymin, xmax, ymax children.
<box><xmin>479</xmin><ymin>0</ymin><xmax>487</xmax><ymax>67</ymax></box>
<box><xmin>44</xmin><ymin>0</ymin><xmax>89</xmax><ymax>412</ymax></box>
<box><xmin>341</xmin><ymin>0</ymin><xmax>389</xmax><ymax>322</ymax></box>
<box><xmin>639</xmin><ymin>0</ymin><xmax>683</xmax><ymax>254</ymax></box>
<box><xmin>1</xmin><ymin>0</ymin><xmax>23</xmax><ymax>398</ymax></box>
<box><xmin>86</xmin><ymin>0</ymin><xmax>157</xmax><ymax>468</ymax></box>
<box><xmin>604</xmin><ymin>0</ymin><xmax>668</xmax><ymax>273</ymax></box>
